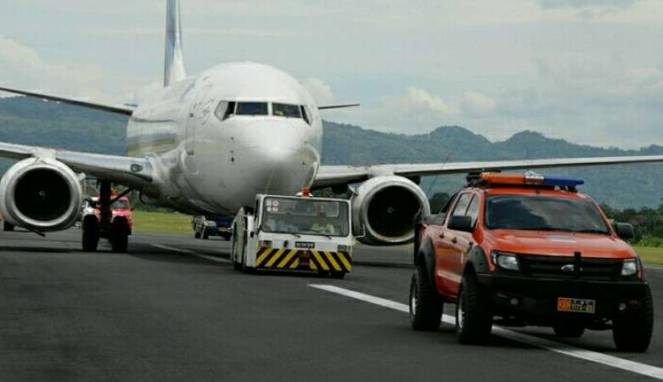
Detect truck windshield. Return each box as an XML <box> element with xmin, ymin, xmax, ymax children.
<box><xmin>485</xmin><ymin>195</ymin><xmax>610</xmax><ymax>234</ymax></box>
<box><xmin>261</xmin><ymin>197</ymin><xmax>350</xmax><ymax>237</ymax></box>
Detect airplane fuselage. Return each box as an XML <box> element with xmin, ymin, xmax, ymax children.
<box><xmin>127</xmin><ymin>62</ymin><xmax>322</xmax><ymax>215</ymax></box>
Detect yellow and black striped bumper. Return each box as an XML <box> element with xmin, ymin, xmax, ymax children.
<box><xmin>255</xmin><ymin>247</ymin><xmax>352</xmax><ymax>273</ymax></box>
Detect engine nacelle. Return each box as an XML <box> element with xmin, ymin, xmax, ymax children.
<box><xmin>0</xmin><ymin>158</ymin><xmax>83</xmax><ymax>232</ymax></box>
<box><xmin>352</xmin><ymin>176</ymin><xmax>430</xmax><ymax>245</ymax></box>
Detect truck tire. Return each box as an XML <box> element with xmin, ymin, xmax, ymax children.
<box><xmin>553</xmin><ymin>323</ymin><xmax>585</xmax><ymax>338</ymax></box>
<box><xmin>612</xmin><ymin>286</ymin><xmax>654</xmax><ymax>352</ymax></box>
<box><xmin>3</xmin><ymin>221</ymin><xmax>14</xmax><ymax>231</ymax></box>
<box><xmin>194</xmin><ymin>229</ymin><xmax>201</xmax><ymax>239</ymax></box>
<box><xmin>409</xmin><ymin>266</ymin><xmax>443</xmax><ymax>331</ymax></box>
<box><xmin>456</xmin><ymin>274</ymin><xmax>492</xmax><ymax>344</ymax></box>
<box><xmin>110</xmin><ymin>219</ymin><xmax>129</xmax><ymax>253</ymax></box>
<box><xmin>82</xmin><ymin>216</ymin><xmax>100</xmax><ymax>252</ymax></box>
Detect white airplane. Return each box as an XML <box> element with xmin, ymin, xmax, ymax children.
<box><xmin>2</xmin><ymin>0</ymin><xmax>663</xmax><ymax>252</ymax></box>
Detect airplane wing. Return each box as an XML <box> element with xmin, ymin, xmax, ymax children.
<box><xmin>313</xmin><ymin>155</ymin><xmax>663</xmax><ymax>188</ymax></box>
<box><xmin>0</xmin><ymin>141</ymin><xmax>152</xmax><ymax>189</ymax></box>
<box><xmin>0</xmin><ymin>86</ymin><xmax>134</xmax><ymax>116</ymax></box>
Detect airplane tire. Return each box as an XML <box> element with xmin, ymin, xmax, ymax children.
<box><xmin>110</xmin><ymin>219</ymin><xmax>129</xmax><ymax>253</ymax></box>
<box><xmin>3</xmin><ymin>221</ymin><xmax>15</xmax><ymax>231</ymax></box>
<box><xmin>82</xmin><ymin>216</ymin><xmax>100</xmax><ymax>252</ymax></box>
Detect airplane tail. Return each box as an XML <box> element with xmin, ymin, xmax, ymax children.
<box><xmin>164</xmin><ymin>0</ymin><xmax>186</xmax><ymax>86</ymax></box>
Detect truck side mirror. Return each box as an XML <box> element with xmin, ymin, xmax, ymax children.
<box><xmin>448</xmin><ymin>215</ymin><xmax>474</xmax><ymax>233</ymax></box>
<box><xmin>614</xmin><ymin>222</ymin><xmax>634</xmax><ymax>240</ymax></box>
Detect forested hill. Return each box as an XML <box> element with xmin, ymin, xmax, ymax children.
<box><xmin>2</xmin><ymin>96</ymin><xmax>663</xmax><ymax>208</ymax></box>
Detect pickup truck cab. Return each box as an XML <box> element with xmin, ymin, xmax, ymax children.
<box><xmin>410</xmin><ymin>172</ymin><xmax>653</xmax><ymax>352</ymax></box>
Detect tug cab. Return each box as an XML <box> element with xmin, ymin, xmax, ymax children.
<box><xmin>231</xmin><ymin>193</ymin><xmax>353</xmax><ymax>278</ymax></box>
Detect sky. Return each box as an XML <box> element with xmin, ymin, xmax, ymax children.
<box><xmin>1</xmin><ymin>0</ymin><xmax>662</xmax><ymax>148</ymax></box>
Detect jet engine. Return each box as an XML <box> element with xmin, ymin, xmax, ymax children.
<box><xmin>352</xmin><ymin>176</ymin><xmax>430</xmax><ymax>245</ymax></box>
<box><xmin>0</xmin><ymin>158</ymin><xmax>83</xmax><ymax>232</ymax></box>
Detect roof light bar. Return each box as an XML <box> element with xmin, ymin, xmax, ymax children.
<box><xmin>479</xmin><ymin>172</ymin><xmax>583</xmax><ymax>187</ymax></box>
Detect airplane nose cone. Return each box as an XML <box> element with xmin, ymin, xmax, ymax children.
<box><xmin>239</xmin><ymin>120</ymin><xmax>318</xmax><ymax>194</ymax></box>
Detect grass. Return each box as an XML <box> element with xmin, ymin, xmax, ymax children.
<box><xmin>132</xmin><ymin>210</ymin><xmax>192</xmax><ymax>235</ymax></box>
<box><xmin>634</xmin><ymin>246</ymin><xmax>663</xmax><ymax>267</ymax></box>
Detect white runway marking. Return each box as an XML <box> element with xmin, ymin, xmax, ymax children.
<box><xmin>310</xmin><ymin>284</ymin><xmax>663</xmax><ymax>381</ymax></box>
<box><xmin>152</xmin><ymin>244</ymin><xmax>231</xmax><ymax>263</ymax></box>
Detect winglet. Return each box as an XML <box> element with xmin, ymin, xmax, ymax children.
<box><xmin>164</xmin><ymin>0</ymin><xmax>187</xmax><ymax>87</ymax></box>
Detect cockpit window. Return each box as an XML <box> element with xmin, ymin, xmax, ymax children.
<box><xmin>236</xmin><ymin>102</ymin><xmax>268</xmax><ymax>116</ymax></box>
<box><xmin>273</xmin><ymin>103</ymin><xmax>302</xmax><ymax>118</ymax></box>
<box><xmin>215</xmin><ymin>101</ymin><xmax>236</xmax><ymax>121</ymax></box>
<box><xmin>301</xmin><ymin>106</ymin><xmax>310</xmax><ymax>124</ymax></box>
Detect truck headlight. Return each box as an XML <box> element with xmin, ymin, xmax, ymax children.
<box><xmin>621</xmin><ymin>259</ymin><xmax>638</xmax><ymax>277</ymax></box>
<box><xmin>492</xmin><ymin>251</ymin><xmax>519</xmax><ymax>271</ymax></box>
<box><xmin>338</xmin><ymin>245</ymin><xmax>351</xmax><ymax>253</ymax></box>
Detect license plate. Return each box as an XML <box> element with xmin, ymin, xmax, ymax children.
<box><xmin>295</xmin><ymin>241</ymin><xmax>315</xmax><ymax>249</ymax></box>
<box><xmin>557</xmin><ymin>297</ymin><xmax>596</xmax><ymax>314</ymax></box>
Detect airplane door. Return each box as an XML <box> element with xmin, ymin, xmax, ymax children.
<box><xmin>186</xmin><ymin>82</ymin><xmax>214</xmax><ymax>155</ymax></box>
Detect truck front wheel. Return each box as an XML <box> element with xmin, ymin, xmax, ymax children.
<box><xmin>456</xmin><ymin>274</ymin><xmax>492</xmax><ymax>344</ymax></box>
<box><xmin>409</xmin><ymin>266</ymin><xmax>443</xmax><ymax>331</ymax></box>
<box><xmin>612</xmin><ymin>286</ymin><xmax>654</xmax><ymax>352</ymax></box>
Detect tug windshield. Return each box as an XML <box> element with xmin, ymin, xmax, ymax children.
<box><xmin>261</xmin><ymin>197</ymin><xmax>350</xmax><ymax>237</ymax></box>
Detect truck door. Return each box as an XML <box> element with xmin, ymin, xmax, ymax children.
<box><xmin>445</xmin><ymin>193</ymin><xmax>480</xmax><ymax>298</ymax></box>
<box><xmin>435</xmin><ymin>193</ymin><xmax>471</xmax><ymax>297</ymax></box>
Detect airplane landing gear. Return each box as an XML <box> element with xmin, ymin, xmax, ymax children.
<box><xmin>81</xmin><ymin>215</ymin><xmax>100</xmax><ymax>252</ymax></box>
<box><xmin>110</xmin><ymin>218</ymin><xmax>129</xmax><ymax>253</ymax></box>
<box><xmin>81</xmin><ymin>180</ymin><xmax>131</xmax><ymax>253</ymax></box>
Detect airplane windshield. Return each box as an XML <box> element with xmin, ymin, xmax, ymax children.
<box><xmin>261</xmin><ymin>197</ymin><xmax>350</xmax><ymax>237</ymax></box>
<box><xmin>273</xmin><ymin>103</ymin><xmax>302</xmax><ymax>118</ymax></box>
<box><xmin>236</xmin><ymin>102</ymin><xmax>268</xmax><ymax>116</ymax></box>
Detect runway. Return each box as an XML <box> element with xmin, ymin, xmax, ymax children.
<box><xmin>1</xmin><ymin>228</ymin><xmax>662</xmax><ymax>381</ymax></box>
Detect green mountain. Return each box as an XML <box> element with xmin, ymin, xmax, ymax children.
<box><xmin>1</xmin><ymin>96</ymin><xmax>662</xmax><ymax>208</ymax></box>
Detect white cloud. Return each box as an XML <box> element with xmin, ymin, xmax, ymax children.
<box><xmin>302</xmin><ymin>77</ymin><xmax>335</xmax><ymax>106</ymax></box>
<box><xmin>0</xmin><ymin>35</ymin><xmax>143</xmax><ymax>103</ymax></box>
<box><xmin>537</xmin><ymin>0</ymin><xmax>641</xmax><ymax>9</ymax></box>
<box><xmin>461</xmin><ymin>91</ymin><xmax>497</xmax><ymax>116</ymax></box>
<box><xmin>395</xmin><ymin>87</ymin><xmax>457</xmax><ymax>115</ymax></box>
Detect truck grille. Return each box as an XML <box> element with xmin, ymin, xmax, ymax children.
<box><xmin>517</xmin><ymin>254</ymin><xmax>623</xmax><ymax>281</ymax></box>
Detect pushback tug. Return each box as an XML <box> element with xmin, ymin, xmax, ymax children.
<box><xmin>231</xmin><ymin>189</ymin><xmax>354</xmax><ymax>278</ymax></box>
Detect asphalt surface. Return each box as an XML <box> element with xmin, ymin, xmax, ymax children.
<box><xmin>1</xmin><ymin>228</ymin><xmax>662</xmax><ymax>381</ymax></box>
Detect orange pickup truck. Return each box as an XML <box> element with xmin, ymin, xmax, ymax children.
<box><xmin>411</xmin><ymin>172</ymin><xmax>653</xmax><ymax>352</ymax></box>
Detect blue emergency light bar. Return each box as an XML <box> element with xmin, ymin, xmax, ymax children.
<box><xmin>540</xmin><ymin>175</ymin><xmax>584</xmax><ymax>187</ymax></box>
